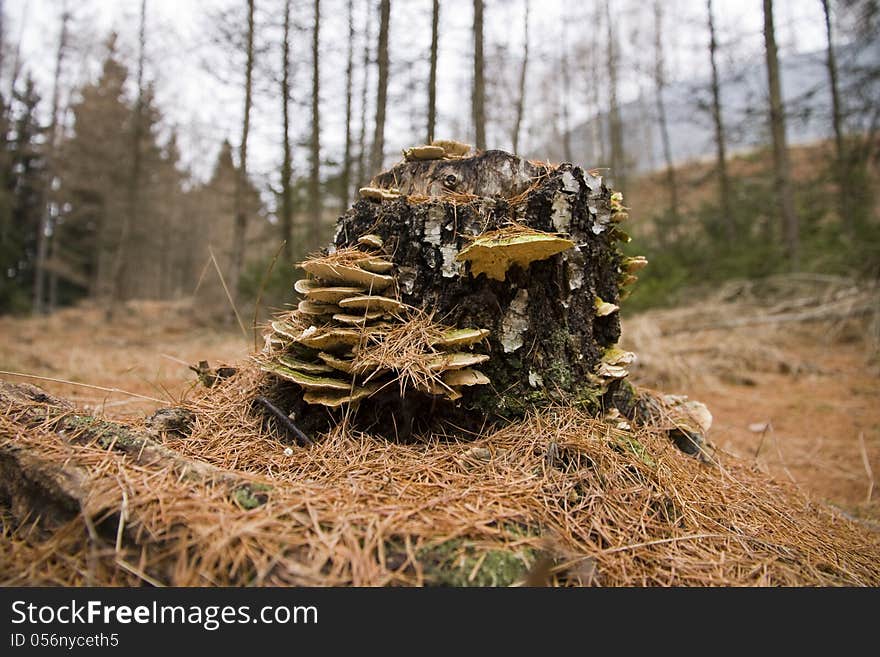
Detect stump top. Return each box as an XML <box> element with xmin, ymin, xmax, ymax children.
<box><xmin>372</xmin><ymin>150</ymin><xmax>549</xmax><ymax>199</ymax></box>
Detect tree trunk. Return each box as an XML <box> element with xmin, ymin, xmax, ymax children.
<box><xmin>33</xmin><ymin>3</ymin><xmax>69</xmax><ymax>315</ymax></box>
<box><xmin>341</xmin><ymin>0</ymin><xmax>354</xmax><ymax>210</ymax></box>
<box><xmin>590</xmin><ymin>4</ymin><xmax>604</xmax><ymax>165</ymax></box>
<box><xmin>604</xmin><ymin>0</ymin><xmax>625</xmax><ymax>193</ymax></box>
<box><xmin>821</xmin><ymin>0</ymin><xmax>849</xmax><ymax>234</ymax></box>
<box><xmin>369</xmin><ymin>0</ymin><xmax>390</xmax><ymax>177</ymax></box>
<box><xmin>427</xmin><ymin>0</ymin><xmax>439</xmax><ymax>144</ymax></box>
<box><xmin>107</xmin><ymin>0</ymin><xmax>146</xmax><ymax>317</ymax></box>
<box><xmin>289</xmin><ymin>150</ymin><xmax>631</xmax><ymax>438</ymax></box>
<box><xmin>763</xmin><ymin>0</ymin><xmax>800</xmax><ymax>268</ymax></box>
<box><xmin>560</xmin><ymin>20</ymin><xmax>572</xmax><ymax>162</ymax></box>
<box><xmin>653</xmin><ymin>1</ymin><xmax>679</xmax><ymax>223</ymax></box>
<box><xmin>280</xmin><ymin>0</ymin><xmax>293</xmax><ymax>262</ymax></box>
<box><xmin>707</xmin><ymin>0</ymin><xmax>733</xmax><ymax>239</ymax></box>
<box><xmin>356</xmin><ymin>0</ymin><xmax>371</xmax><ymax>189</ymax></box>
<box><xmin>308</xmin><ymin>0</ymin><xmax>322</xmax><ymax>247</ymax></box>
<box><xmin>511</xmin><ymin>0</ymin><xmax>529</xmax><ymax>154</ymax></box>
<box><xmin>230</xmin><ymin>0</ymin><xmax>255</xmax><ymax>310</ymax></box>
<box><xmin>472</xmin><ymin>0</ymin><xmax>486</xmax><ymax>150</ymax></box>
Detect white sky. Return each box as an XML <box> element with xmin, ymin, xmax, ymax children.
<box><xmin>4</xmin><ymin>0</ymin><xmax>830</xmax><ymax>204</ymax></box>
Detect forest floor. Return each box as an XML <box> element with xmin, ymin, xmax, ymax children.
<box><xmin>1</xmin><ymin>287</ymin><xmax>877</xmax><ymax>528</ymax></box>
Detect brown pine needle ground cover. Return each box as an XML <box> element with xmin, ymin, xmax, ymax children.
<box><xmin>2</xmin><ymin>365</ymin><xmax>879</xmax><ymax>586</ymax></box>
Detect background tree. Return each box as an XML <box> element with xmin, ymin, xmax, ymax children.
<box><xmin>107</xmin><ymin>0</ymin><xmax>147</xmax><ymax>317</ymax></box>
<box><xmin>368</xmin><ymin>0</ymin><xmax>389</xmax><ymax>176</ymax></box>
<box><xmin>605</xmin><ymin>0</ymin><xmax>625</xmax><ymax>193</ymax></box>
<box><xmin>341</xmin><ymin>0</ymin><xmax>354</xmax><ymax>209</ymax></box>
<box><xmin>763</xmin><ymin>0</ymin><xmax>800</xmax><ymax>267</ymax></box>
<box><xmin>511</xmin><ymin>0</ymin><xmax>529</xmax><ymax>154</ymax></box>
<box><xmin>472</xmin><ymin>0</ymin><xmax>486</xmax><ymax>150</ymax></box>
<box><xmin>308</xmin><ymin>0</ymin><xmax>321</xmax><ymax>249</ymax></box>
<box><xmin>356</xmin><ymin>0</ymin><xmax>372</xmax><ymax>188</ymax></box>
<box><xmin>821</xmin><ymin>0</ymin><xmax>849</xmax><ymax>234</ymax></box>
<box><xmin>653</xmin><ymin>1</ymin><xmax>678</xmax><ymax>224</ymax></box>
<box><xmin>228</xmin><ymin>0</ymin><xmax>256</xmax><ymax>313</ymax></box>
<box><xmin>427</xmin><ymin>0</ymin><xmax>439</xmax><ymax>144</ymax></box>
<box><xmin>707</xmin><ymin>0</ymin><xmax>733</xmax><ymax>239</ymax></box>
<box><xmin>32</xmin><ymin>3</ymin><xmax>69</xmax><ymax>314</ymax></box>
<box><xmin>279</xmin><ymin>0</ymin><xmax>294</xmax><ymax>261</ymax></box>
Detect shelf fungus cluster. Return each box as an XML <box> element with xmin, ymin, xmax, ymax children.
<box><xmin>251</xmin><ymin>144</ymin><xmax>709</xmax><ymax>453</ymax></box>
<box><xmin>258</xmin><ymin>235</ymin><xmax>492</xmax><ymax>409</ymax></box>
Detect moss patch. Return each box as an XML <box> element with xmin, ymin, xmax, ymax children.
<box><xmin>232</xmin><ymin>483</ymin><xmax>272</xmax><ymax>510</ymax></box>
<box><xmin>62</xmin><ymin>414</ymin><xmax>140</xmax><ymax>450</ymax></box>
<box><xmin>417</xmin><ymin>538</ymin><xmax>537</xmax><ymax>587</ymax></box>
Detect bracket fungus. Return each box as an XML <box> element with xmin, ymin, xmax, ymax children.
<box><xmin>259</xmin><ymin>236</ymin><xmax>492</xmax><ymax>413</ymax></box>
<box><xmin>456</xmin><ymin>231</ymin><xmax>576</xmax><ymax>281</ymax></box>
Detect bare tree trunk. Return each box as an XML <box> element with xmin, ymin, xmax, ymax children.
<box><xmin>821</xmin><ymin>0</ymin><xmax>849</xmax><ymax>234</ymax></box>
<box><xmin>604</xmin><ymin>0</ymin><xmax>625</xmax><ymax>193</ymax></box>
<box><xmin>108</xmin><ymin>0</ymin><xmax>146</xmax><ymax>316</ymax></box>
<box><xmin>356</xmin><ymin>0</ymin><xmax>371</xmax><ymax>188</ymax></box>
<box><xmin>308</xmin><ymin>0</ymin><xmax>322</xmax><ymax>245</ymax></box>
<box><xmin>763</xmin><ymin>0</ymin><xmax>800</xmax><ymax>267</ymax></box>
<box><xmin>427</xmin><ymin>0</ymin><xmax>439</xmax><ymax>144</ymax></box>
<box><xmin>591</xmin><ymin>3</ymin><xmax>604</xmax><ymax>165</ymax></box>
<box><xmin>280</xmin><ymin>0</ymin><xmax>293</xmax><ymax>262</ymax></box>
<box><xmin>472</xmin><ymin>0</ymin><xmax>486</xmax><ymax>150</ymax></box>
<box><xmin>230</xmin><ymin>0</ymin><xmax>255</xmax><ymax>310</ymax></box>
<box><xmin>560</xmin><ymin>19</ymin><xmax>572</xmax><ymax>162</ymax></box>
<box><xmin>653</xmin><ymin>1</ymin><xmax>678</xmax><ymax>223</ymax></box>
<box><xmin>511</xmin><ymin>0</ymin><xmax>529</xmax><ymax>154</ymax></box>
<box><xmin>369</xmin><ymin>0</ymin><xmax>390</xmax><ymax>176</ymax></box>
<box><xmin>33</xmin><ymin>3</ymin><xmax>69</xmax><ymax>314</ymax></box>
<box><xmin>4</xmin><ymin>3</ymin><xmax>25</xmax><ymax>110</ymax></box>
<box><xmin>338</xmin><ymin>0</ymin><xmax>354</xmax><ymax>211</ymax></box>
<box><xmin>707</xmin><ymin>0</ymin><xmax>734</xmax><ymax>239</ymax></box>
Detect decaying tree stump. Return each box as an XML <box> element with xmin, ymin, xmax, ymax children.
<box><xmin>261</xmin><ymin>144</ymin><xmax>655</xmax><ymax>440</ymax></box>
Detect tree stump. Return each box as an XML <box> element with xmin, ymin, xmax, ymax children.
<box><xmin>263</xmin><ymin>146</ymin><xmax>643</xmax><ymax>439</ymax></box>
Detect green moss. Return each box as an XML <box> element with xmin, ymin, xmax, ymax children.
<box><xmin>63</xmin><ymin>414</ymin><xmax>140</xmax><ymax>449</ymax></box>
<box><xmin>417</xmin><ymin>538</ymin><xmax>537</xmax><ymax>587</ymax></box>
<box><xmin>540</xmin><ymin>328</ymin><xmax>574</xmax><ymax>392</ymax></box>
<box><xmin>611</xmin><ymin>434</ymin><xmax>656</xmax><ymax>468</ymax></box>
<box><xmin>232</xmin><ymin>483</ymin><xmax>272</xmax><ymax>510</ymax></box>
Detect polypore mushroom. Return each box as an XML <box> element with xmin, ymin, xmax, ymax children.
<box><xmin>594</xmin><ymin>297</ymin><xmax>620</xmax><ymax>317</ymax></box>
<box><xmin>456</xmin><ymin>232</ymin><xmax>575</xmax><ymax>281</ymax></box>
<box><xmin>303</xmin><ymin>384</ymin><xmax>377</xmax><ymax>408</ymax></box>
<box><xmin>305</xmin><ymin>286</ymin><xmax>366</xmax><ymax>304</ymax></box>
<box><xmin>278</xmin><ymin>354</ymin><xmax>335</xmax><ymax>374</ymax></box>
<box><xmin>432</xmin><ymin>328</ymin><xmax>490</xmax><ymax>348</ymax></box>
<box><xmin>428</xmin><ymin>352</ymin><xmax>491</xmax><ymax>372</ymax></box>
<box><xmin>338</xmin><ymin>295</ymin><xmax>405</xmax><ymax>313</ymax></box>
<box><xmin>359</xmin><ymin>186</ymin><xmax>401</xmax><ymax>201</ymax></box>
<box><xmin>430</xmin><ymin>139</ymin><xmax>471</xmax><ymax>158</ymax></box>
<box><xmin>403</xmin><ymin>145</ymin><xmax>445</xmax><ymax>161</ymax></box>
<box><xmin>442</xmin><ymin>368</ymin><xmax>490</xmax><ymax>387</ymax></box>
<box><xmin>301</xmin><ymin>261</ymin><xmax>394</xmax><ymax>291</ymax></box>
<box><xmin>622</xmin><ymin>256</ymin><xmax>648</xmax><ymax>273</ymax></box>
<box><xmin>357</xmin><ymin>234</ymin><xmax>384</xmax><ymax>249</ymax></box>
<box><xmin>332</xmin><ymin>311</ymin><xmax>385</xmax><ymax>326</ymax></box>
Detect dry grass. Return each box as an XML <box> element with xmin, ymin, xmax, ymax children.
<box><xmin>624</xmin><ymin>274</ymin><xmax>880</xmax><ymax>390</ymax></box>
<box><xmin>624</xmin><ymin>274</ymin><xmax>880</xmax><ymax>524</ymax></box>
<box><xmin>353</xmin><ymin>309</ymin><xmax>452</xmax><ymax>395</ymax></box>
<box><xmin>297</xmin><ymin>245</ymin><xmax>377</xmax><ymax>269</ymax></box>
<box><xmin>2</xmin><ymin>366</ymin><xmax>879</xmax><ymax>587</ymax></box>
<box><xmin>0</xmin><ymin>299</ymin><xmax>248</xmax><ymax>418</ymax></box>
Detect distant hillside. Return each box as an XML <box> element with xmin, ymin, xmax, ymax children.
<box><xmin>546</xmin><ymin>39</ymin><xmax>880</xmax><ymax>183</ymax></box>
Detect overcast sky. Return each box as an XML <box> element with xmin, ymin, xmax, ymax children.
<box><xmin>4</xmin><ymin>0</ymin><xmax>832</xmax><ymax>201</ymax></box>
